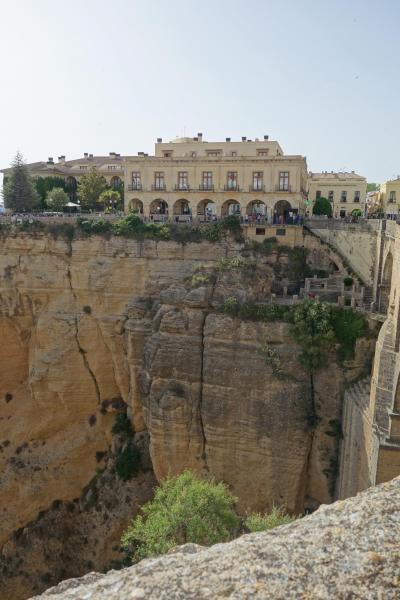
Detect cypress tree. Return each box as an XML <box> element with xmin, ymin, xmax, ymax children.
<box><xmin>3</xmin><ymin>151</ymin><xmax>39</xmax><ymax>212</ymax></box>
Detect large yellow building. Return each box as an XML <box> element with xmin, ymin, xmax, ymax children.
<box><xmin>124</xmin><ymin>134</ymin><xmax>308</xmax><ymax>222</ymax></box>
<box><xmin>307</xmin><ymin>171</ymin><xmax>367</xmax><ymax>218</ymax></box>
<box><xmin>379</xmin><ymin>177</ymin><xmax>400</xmax><ymax>215</ymax></box>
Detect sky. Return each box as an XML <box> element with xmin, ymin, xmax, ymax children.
<box><xmin>0</xmin><ymin>0</ymin><xmax>399</xmax><ymax>184</ymax></box>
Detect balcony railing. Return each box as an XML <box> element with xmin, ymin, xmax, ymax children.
<box><xmin>249</xmin><ymin>184</ymin><xmax>265</xmax><ymax>192</ymax></box>
<box><xmin>151</xmin><ymin>184</ymin><xmax>166</xmax><ymax>191</ymax></box>
<box><xmin>128</xmin><ymin>183</ymin><xmax>142</xmax><ymax>191</ymax></box>
<box><xmin>198</xmin><ymin>183</ymin><xmax>214</xmax><ymax>191</ymax></box>
<box><xmin>223</xmin><ymin>184</ymin><xmax>241</xmax><ymax>192</ymax></box>
<box><xmin>174</xmin><ymin>184</ymin><xmax>190</xmax><ymax>191</ymax></box>
<box><xmin>275</xmin><ymin>185</ymin><xmax>292</xmax><ymax>192</ymax></box>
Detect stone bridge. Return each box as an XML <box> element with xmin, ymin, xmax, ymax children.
<box><xmin>307</xmin><ymin>219</ymin><xmax>400</xmax><ymax>498</ymax></box>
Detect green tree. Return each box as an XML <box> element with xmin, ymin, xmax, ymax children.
<box><xmin>245</xmin><ymin>506</ymin><xmax>296</xmax><ymax>532</ymax></box>
<box><xmin>367</xmin><ymin>182</ymin><xmax>379</xmax><ymax>192</ymax></box>
<box><xmin>121</xmin><ymin>470</ymin><xmax>239</xmax><ymax>562</ymax></box>
<box><xmin>99</xmin><ymin>188</ymin><xmax>122</xmax><ymax>212</ymax></box>
<box><xmin>312</xmin><ymin>197</ymin><xmax>332</xmax><ymax>217</ymax></box>
<box><xmin>77</xmin><ymin>169</ymin><xmax>107</xmax><ymax>211</ymax></box>
<box><xmin>46</xmin><ymin>187</ymin><xmax>69</xmax><ymax>211</ymax></box>
<box><xmin>351</xmin><ymin>208</ymin><xmax>362</xmax><ymax>217</ymax></box>
<box><xmin>36</xmin><ymin>176</ymin><xmax>66</xmax><ymax>203</ymax></box>
<box><xmin>2</xmin><ymin>151</ymin><xmax>39</xmax><ymax>212</ymax></box>
<box><xmin>289</xmin><ymin>300</ymin><xmax>335</xmax><ymax>373</ymax></box>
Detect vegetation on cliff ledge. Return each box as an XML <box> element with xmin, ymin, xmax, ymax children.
<box><xmin>220</xmin><ymin>298</ymin><xmax>368</xmax><ymax>363</ymax></box>
<box><xmin>121</xmin><ymin>470</ymin><xmax>295</xmax><ymax>563</ymax></box>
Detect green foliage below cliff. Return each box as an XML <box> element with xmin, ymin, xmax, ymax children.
<box><xmin>121</xmin><ymin>471</ymin><xmax>240</xmax><ymax>562</ymax></box>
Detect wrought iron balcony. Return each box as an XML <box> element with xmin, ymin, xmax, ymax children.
<box><xmin>174</xmin><ymin>184</ymin><xmax>190</xmax><ymax>191</ymax></box>
<box><xmin>198</xmin><ymin>183</ymin><xmax>214</xmax><ymax>191</ymax></box>
<box><xmin>151</xmin><ymin>184</ymin><xmax>166</xmax><ymax>191</ymax></box>
<box><xmin>128</xmin><ymin>183</ymin><xmax>142</xmax><ymax>191</ymax></box>
<box><xmin>223</xmin><ymin>184</ymin><xmax>241</xmax><ymax>192</ymax></box>
<box><xmin>275</xmin><ymin>185</ymin><xmax>292</xmax><ymax>192</ymax></box>
<box><xmin>249</xmin><ymin>184</ymin><xmax>265</xmax><ymax>192</ymax></box>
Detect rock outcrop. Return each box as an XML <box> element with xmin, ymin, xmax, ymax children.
<box><xmin>0</xmin><ymin>232</ymin><xmax>373</xmax><ymax>598</ymax></box>
<box><xmin>33</xmin><ymin>477</ymin><xmax>400</xmax><ymax>600</ymax></box>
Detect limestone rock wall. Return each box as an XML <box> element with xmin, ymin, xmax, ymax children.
<box><xmin>0</xmin><ymin>232</ymin><xmax>372</xmax><ymax>599</ymax></box>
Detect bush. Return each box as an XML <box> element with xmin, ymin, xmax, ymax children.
<box><xmin>244</xmin><ymin>506</ymin><xmax>296</xmax><ymax>532</ymax></box>
<box><xmin>112</xmin><ymin>413</ymin><xmax>133</xmax><ymax>436</ymax></box>
<box><xmin>121</xmin><ymin>470</ymin><xmax>239</xmax><ymax>562</ymax></box>
<box><xmin>312</xmin><ymin>197</ymin><xmax>332</xmax><ymax>217</ymax></box>
<box><xmin>115</xmin><ymin>441</ymin><xmax>141</xmax><ymax>480</ymax></box>
<box><xmin>331</xmin><ymin>307</ymin><xmax>368</xmax><ymax>361</ymax></box>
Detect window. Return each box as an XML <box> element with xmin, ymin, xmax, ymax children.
<box><xmin>276</xmin><ymin>228</ymin><xmax>286</xmax><ymax>236</ymax></box>
<box><xmin>206</xmin><ymin>150</ymin><xmax>221</xmax><ymax>157</ymax></box>
<box><xmin>163</xmin><ymin>151</ymin><xmax>172</xmax><ymax>157</ymax></box>
<box><xmin>256</xmin><ymin>228</ymin><xmax>266</xmax><ymax>236</ymax></box>
<box><xmin>316</xmin><ymin>190</ymin><xmax>321</xmax><ymax>200</ymax></box>
<box><xmin>191</xmin><ymin>151</ymin><xmax>197</xmax><ymax>158</ymax></box>
<box><xmin>231</xmin><ymin>151</ymin><xmax>237</xmax><ymax>157</ymax></box>
<box><xmin>253</xmin><ymin>172</ymin><xmax>263</xmax><ymax>190</ymax></box>
<box><xmin>154</xmin><ymin>172</ymin><xmax>165</xmax><ymax>190</ymax></box>
<box><xmin>328</xmin><ymin>190</ymin><xmax>334</xmax><ymax>202</ymax></box>
<box><xmin>79</xmin><ymin>165</ymin><xmax>88</xmax><ymax>170</ymax></box>
<box><xmin>177</xmin><ymin>171</ymin><xmax>189</xmax><ymax>190</ymax></box>
<box><xmin>279</xmin><ymin>172</ymin><xmax>289</xmax><ymax>191</ymax></box>
<box><xmin>354</xmin><ymin>191</ymin><xmax>360</xmax><ymax>203</ymax></box>
<box><xmin>341</xmin><ymin>191</ymin><xmax>347</xmax><ymax>203</ymax></box>
<box><xmin>389</xmin><ymin>191</ymin><xmax>396</xmax><ymax>203</ymax></box>
<box><xmin>227</xmin><ymin>171</ymin><xmax>238</xmax><ymax>190</ymax></box>
<box><xmin>131</xmin><ymin>172</ymin><xmax>141</xmax><ymax>190</ymax></box>
<box><xmin>202</xmin><ymin>171</ymin><xmax>213</xmax><ymax>190</ymax></box>
<box><xmin>107</xmin><ymin>165</ymin><xmax>119</xmax><ymax>171</ymax></box>
<box><xmin>257</xmin><ymin>149</ymin><xmax>269</xmax><ymax>157</ymax></box>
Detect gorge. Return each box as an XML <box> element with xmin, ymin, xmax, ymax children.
<box><xmin>0</xmin><ymin>226</ymin><xmax>380</xmax><ymax>599</ymax></box>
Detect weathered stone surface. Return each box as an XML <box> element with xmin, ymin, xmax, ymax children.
<box><xmin>33</xmin><ymin>477</ymin><xmax>400</xmax><ymax>600</ymax></box>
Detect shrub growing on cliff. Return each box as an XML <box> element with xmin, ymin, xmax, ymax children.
<box><xmin>121</xmin><ymin>470</ymin><xmax>239</xmax><ymax>562</ymax></box>
<box><xmin>244</xmin><ymin>506</ymin><xmax>296</xmax><ymax>532</ymax></box>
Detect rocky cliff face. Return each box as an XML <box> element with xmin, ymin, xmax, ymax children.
<box><xmin>33</xmin><ymin>477</ymin><xmax>400</xmax><ymax>600</ymax></box>
<box><xmin>0</xmin><ymin>232</ymin><xmax>372</xmax><ymax>599</ymax></box>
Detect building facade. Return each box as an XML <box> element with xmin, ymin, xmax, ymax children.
<box><xmin>379</xmin><ymin>177</ymin><xmax>400</xmax><ymax>216</ymax></box>
<box><xmin>124</xmin><ymin>134</ymin><xmax>308</xmax><ymax>222</ymax></box>
<box><xmin>308</xmin><ymin>171</ymin><xmax>367</xmax><ymax>218</ymax></box>
<box><xmin>1</xmin><ymin>153</ymin><xmax>125</xmax><ymax>200</ymax></box>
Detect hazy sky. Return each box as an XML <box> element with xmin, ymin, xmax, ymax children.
<box><xmin>0</xmin><ymin>0</ymin><xmax>399</xmax><ymax>183</ymax></box>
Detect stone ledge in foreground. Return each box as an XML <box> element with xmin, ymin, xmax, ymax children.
<box><xmin>32</xmin><ymin>477</ymin><xmax>400</xmax><ymax>599</ymax></box>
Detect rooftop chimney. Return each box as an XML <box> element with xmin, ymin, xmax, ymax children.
<box><xmin>193</xmin><ymin>137</ymin><xmax>198</xmax><ymax>141</ymax></box>
<box><xmin>197</xmin><ymin>132</ymin><xmax>203</xmax><ymax>141</ymax></box>
<box><xmin>47</xmin><ymin>157</ymin><xmax>54</xmax><ymax>165</ymax></box>
<box><xmin>58</xmin><ymin>155</ymin><xmax>66</xmax><ymax>163</ymax></box>
<box><xmin>109</xmin><ymin>152</ymin><xmax>116</xmax><ymax>157</ymax></box>
<box><xmin>84</xmin><ymin>153</ymin><xmax>88</xmax><ymax>158</ymax></box>
<box><xmin>242</xmin><ymin>136</ymin><xmax>246</xmax><ymax>142</ymax></box>
<box><xmin>226</xmin><ymin>137</ymin><xmax>231</xmax><ymax>142</ymax></box>
<box><xmin>138</xmin><ymin>152</ymin><xmax>144</xmax><ymax>156</ymax></box>
<box><xmin>264</xmin><ymin>135</ymin><xmax>269</xmax><ymax>140</ymax></box>
<box><xmin>157</xmin><ymin>137</ymin><xmax>162</xmax><ymax>143</ymax></box>
<box><xmin>89</xmin><ymin>154</ymin><xmax>93</xmax><ymax>159</ymax></box>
